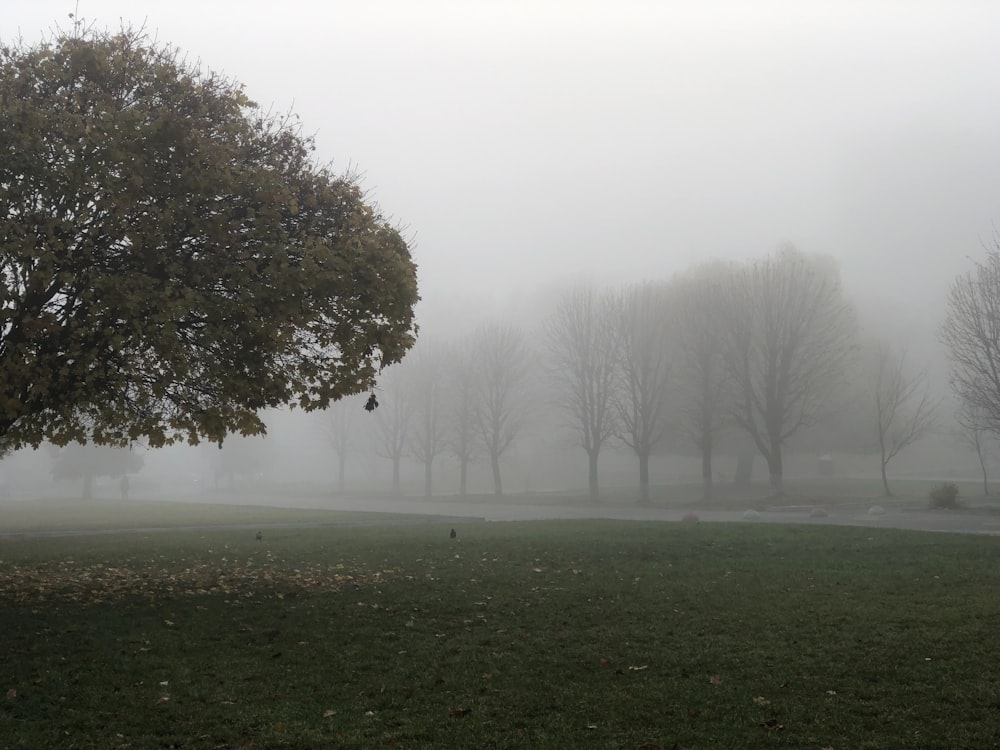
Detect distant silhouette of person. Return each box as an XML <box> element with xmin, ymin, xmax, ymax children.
<box><xmin>120</xmin><ymin>474</ymin><xmax>129</xmax><ymax>502</ymax></box>
<box><xmin>450</xmin><ymin>528</ymin><xmax>457</xmax><ymax>539</ymax></box>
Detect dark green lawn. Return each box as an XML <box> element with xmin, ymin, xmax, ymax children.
<box><xmin>2</xmin><ymin>520</ymin><xmax>1000</xmax><ymax>749</ymax></box>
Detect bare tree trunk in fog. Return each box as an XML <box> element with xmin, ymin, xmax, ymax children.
<box><xmin>955</xmin><ymin>399</ymin><xmax>992</xmax><ymax>496</ymax></box>
<box><xmin>768</xmin><ymin>453</ymin><xmax>784</xmax><ymax>497</ymax></box>
<box><xmin>638</xmin><ymin>452</ymin><xmax>650</xmax><ymax>502</ymax></box>
<box><xmin>374</xmin><ymin>366</ymin><xmax>413</xmax><ymax>497</ymax></box>
<box><xmin>587</xmin><ymin>448</ymin><xmax>599</xmax><ymax>499</ymax></box>
<box><xmin>391</xmin><ymin>457</ymin><xmax>401</xmax><ymax>495</ymax></box>
<box><xmin>473</xmin><ymin>324</ymin><xmax>531</xmax><ymax>498</ymax></box>
<box><xmin>734</xmin><ymin>442</ymin><xmax>755</xmax><ymax>487</ymax></box>
<box><xmin>490</xmin><ymin>452</ymin><xmax>503</xmax><ymax>496</ymax></box>
<box><xmin>447</xmin><ymin>343</ymin><xmax>479</xmax><ymax>498</ymax></box>
<box><xmin>324</xmin><ymin>396</ymin><xmax>361</xmax><ymax>494</ymax></box>
<box><xmin>408</xmin><ymin>343</ymin><xmax>445</xmax><ymax>499</ymax></box>
<box><xmin>723</xmin><ymin>247</ymin><xmax>857</xmax><ymax>497</ymax></box>
<box><xmin>873</xmin><ymin>342</ymin><xmax>938</xmax><ymax>497</ymax></box>
<box><xmin>671</xmin><ymin>267</ymin><xmax>732</xmax><ymax>503</ymax></box>
<box><xmin>544</xmin><ymin>286</ymin><xmax>619</xmax><ymax>501</ymax></box>
<box><xmin>701</xmin><ymin>436</ymin><xmax>713</xmax><ymax>501</ymax></box>
<box><xmin>614</xmin><ymin>283</ymin><xmax>672</xmax><ymax>504</ymax></box>
<box><xmin>943</xmin><ymin>243</ymin><xmax>1000</xmax><ymax>433</ymax></box>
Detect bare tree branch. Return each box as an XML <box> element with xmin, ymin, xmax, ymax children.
<box><xmin>721</xmin><ymin>246</ymin><xmax>858</xmax><ymax>496</ymax></box>
<box><xmin>613</xmin><ymin>282</ymin><xmax>673</xmax><ymax>503</ymax></box>
<box><xmin>473</xmin><ymin>323</ymin><xmax>532</xmax><ymax>496</ymax></box>
<box><xmin>544</xmin><ymin>285</ymin><xmax>619</xmax><ymax>499</ymax></box>
<box><xmin>872</xmin><ymin>341</ymin><xmax>939</xmax><ymax>496</ymax></box>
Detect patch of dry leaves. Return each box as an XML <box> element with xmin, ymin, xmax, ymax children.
<box><xmin>0</xmin><ymin>555</ymin><xmax>396</xmax><ymax>605</ymax></box>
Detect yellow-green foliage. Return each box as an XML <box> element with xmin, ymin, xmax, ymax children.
<box><xmin>0</xmin><ymin>29</ymin><xmax>418</xmax><ymax>450</ymax></box>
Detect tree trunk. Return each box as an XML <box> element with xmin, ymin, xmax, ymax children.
<box><xmin>458</xmin><ymin>458</ymin><xmax>468</xmax><ymax>497</ymax></box>
<box><xmin>391</xmin><ymin>457</ymin><xmax>401</xmax><ymax>495</ymax></box>
<box><xmin>975</xmin><ymin>437</ymin><xmax>989</xmax><ymax>496</ymax></box>
<box><xmin>424</xmin><ymin>458</ymin><xmax>433</xmax><ymax>498</ymax></box>
<box><xmin>766</xmin><ymin>448</ymin><xmax>784</xmax><ymax>496</ymax></box>
<box><xmin>638</xmin><ymin>451</ymin><xmax>650</xmax><ymax>504</ymax></box>
<box><xmin>588</xmin><ymin>449</ymin><xmax>599</xmax><ymax>500</ymax></box>
<box><xmin>701</xmin><ymin>440</ymin><xmax>713</xmax><ymax>502</ymax></box>
<box><xmin>734</xmin><ymin>444</ymin><xmax>755</xmax><ymax>487</ymax></box>
<box><xmin>337</xmin><ymin>453</ymin><xmax>346</xmax><ymax>493</ymax></box>
<box><xmin>880</xmin><ymin>461</ymin><xmax>893</xmax><ymax>497</ymax></box>
<box><xmin>491</xmin><ymin>452</ymin><xmax>503</xmax><ymax>496</ymax></box>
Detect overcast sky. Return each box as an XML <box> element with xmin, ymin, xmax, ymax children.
<box><xmin>6</xmin><ymin>1</ymin><xmax>1000</xmax><ymax>342</ymax></box>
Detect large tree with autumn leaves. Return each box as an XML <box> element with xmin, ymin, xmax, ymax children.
<box><xmin>0</xmin><ymin>28</ymin><xmax>418</xmax><ymax>450</ymax></box>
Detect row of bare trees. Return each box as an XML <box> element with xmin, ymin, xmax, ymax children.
<box><xmin>323</xmin><ymin>324</ymin><xmax>533</xmax><ymax>497</ymax></box>
<box><xmin>324</xmin><ymin>245</ymin><xmax>948</xmax><ymax>500</ymax></box>
<box><xmin>546</xmin><ymin>247</ymin><xmax>879</xmax><ymax>499</ymax></box>
<box><xmin>942</xmin><ymin>238</ymin><xmax>1000</xmax><ymax>495</ymax></box>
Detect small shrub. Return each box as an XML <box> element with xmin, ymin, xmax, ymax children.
<box><xmin>929</xmin><ymin>482</ymin><xmax>960</xmax><ymax>509</ymax></box>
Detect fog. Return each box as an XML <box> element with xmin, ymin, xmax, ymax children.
<box><xmin>3</xmin><ymin>1</ymin><xmax>1000</xmax><ymax>505</ymax></box>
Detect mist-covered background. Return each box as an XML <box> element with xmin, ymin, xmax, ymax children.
<box><xmin>4</xmin><ymin>1</ymin><xmax>999</xmax><ymax>500</ymax></box>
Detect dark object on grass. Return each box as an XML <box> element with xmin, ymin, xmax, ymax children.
<box><xmin>450</xmin><ymin>528</ymin><xmax>457</xmax><ymax>539</ymax></box>
<box><xmin>256</xmin><ymin>531</ymin><xmax>263</xmax><ymax>541</ymax></box>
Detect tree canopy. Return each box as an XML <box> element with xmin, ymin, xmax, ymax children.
<box><xmin>0</xmin><ymin>28</ymin><xmax>418</xmax><ymax>449</ymax></box>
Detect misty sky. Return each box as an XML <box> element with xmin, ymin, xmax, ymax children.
<box><xmin>6</xmin><ymin>1</ymin><xmax>1000</xmax><ymax>341</ymax></box>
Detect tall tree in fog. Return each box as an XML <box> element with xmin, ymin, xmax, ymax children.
<box><xmin>0</xmin><ymin>29</ymin><xmax>417</xmax><ymax>452</ymax></box>
<box><xmin>50</xmin><ymin>443</ymin><xmax>143</xmax><ymax>500</ymax></box>
<box><xmin>942</xmin><ymin>247</ymin><xmax>1000</xmax><ymax>432</ymax></box>
<box><xmin>446</xmin><ymin>340</ymin><xmax>480</xmax><ymax>496</ymax></box>
<box><xmin>210</xmin><ymin>434</ymin><xmax>272</xmax><ymax>488</ymax></box>
<box><xmin>871</xmin><ymin>342</ymin><xmax>938</xmax><ymax>496</ymax></box>
<box><xmin>474</xmin><ymin>323</ymin><xmax>531</xmax><ymax>496</ymax></box>
<box><xmin>955</xmin><ymin>398</ymin><xmax>995</xmax><ymax>496</ymax></box>
<box><xmin>722</xmin><ymin>247</ymin><xmax>857</xmax><ymax>496</ymax></box>
<box><xmin>671</xmin><ymin>267</ymin><xmax>733</xmax><ymax>501</ymax></box>
<box><xmin>544</xmin><ymin>286</ymin><xmax>620</xmax><ymax>499</ymax></box>
<box><xmin>408</xmin><ymin>343</ymin><xmax>446</xmax><ymax>498</ymax></box>
<box><xmin>614</xmin><ymin>283</ymin><xmax>673</xmax><ymax>504</ymax></box>
<box><xmin>373</xmin><ymin>365</ymin><xmax>414</xmax><ymax>495</ymax></box>
<box><xmin>323</xmin><ymin>394</ymin><xmax>365</xmax><ymax>492</ymax></box>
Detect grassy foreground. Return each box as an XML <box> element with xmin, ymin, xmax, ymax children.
<box><xmin>0</xmin><ymin>497</ymin><xmax>431</xmax><ymax>534</ymax></box>
<box><xmin>2</xmin><ymin>520</ymin><xmax>1000</xmax><ymax>749</ymax></box>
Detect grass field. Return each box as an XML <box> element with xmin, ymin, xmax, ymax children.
<box><xmin>0</xmin><ymin>497</ymin><xmax>434</xmax><ymax>534</ymax></box>
<box><xmin>2</xmin><ymin>517</ymin><xmax>1000</xmax><ymax>749</ymax></box>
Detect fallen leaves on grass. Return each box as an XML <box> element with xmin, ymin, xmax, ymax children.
<box><xmin>449</xmin><ymin>707</ymin><xmax>472</xmax><ymax>718</ymax></box>
<box><xmin>0</xmin><ymin>558</ymin><xmax>397</xmax><ymax>605</ymax></box>
<box><xmin>709</xmin><ymin>675</ymin><xmax>723</xmax><ymax>685</ymax></box>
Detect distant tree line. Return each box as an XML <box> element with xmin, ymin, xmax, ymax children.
<box><xmin>323</xmin><ymin>244</ymin><xmax>949</xmax><ymax>500</ymax></box>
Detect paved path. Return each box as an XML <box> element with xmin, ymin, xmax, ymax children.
<box><xmin>4</xmin><ymin>493</ymin><xmax>1000</xmax><ymax>538</ymax></box>
<box><xmin>190</xmin><ymin>492</ymin><xmax>1000</xmax><ymax>536</ymax></box>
